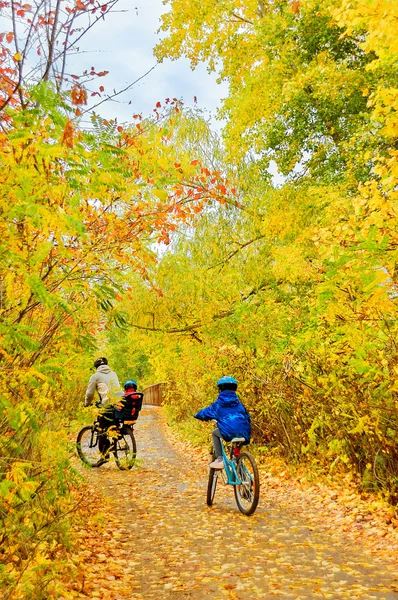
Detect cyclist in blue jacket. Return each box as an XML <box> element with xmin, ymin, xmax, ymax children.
<box><xmin>194</xmin><ymin>376</ymin><xmax>251</xmax><ymax>469</ymax></box>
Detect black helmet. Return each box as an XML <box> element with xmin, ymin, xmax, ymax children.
<box><xmin>217</xmin><ymin>376</ymin><xmax>238</xmax><ymax>392</ymax></box>
<box><xmin>124</xmin><ymin>380</ymin><xmax>137</xmax><ymax>391</ymax></box>
<box><xmin>94</xmin><ymin>357</ymin><xmax>108</xmax><ymax>369</ymax></box>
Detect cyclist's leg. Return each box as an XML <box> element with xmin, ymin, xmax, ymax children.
<box><xmin>210</xmin><ymin>428</ymin><xmax>224</xmax><ymax>468</ymax></box>
<box><xmin>98</xmin><ymin>407</ymin><xmax>113</xmax><ymax>458</ymax></box>
<box><xmin>113</xmin><ymin>406</ymin><xmax>124</xmax><ymax>428</ymax></box>
<box><xmin>211</xmin><ymin>428</ymin><xmax>223</xmax><ymax>458</ymax></box>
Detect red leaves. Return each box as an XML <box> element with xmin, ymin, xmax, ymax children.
<box><xmin>5</xmin><ymin>32</ymin><xmax>14</xmax><ymax>44</ymax></box>
<box><xmin>96</xmin><ymin>70</ymin><xmax>109</xmax><ymax>77</ymax></box>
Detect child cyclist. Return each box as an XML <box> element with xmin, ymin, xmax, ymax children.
<box><xmin>194</xmin><ymin>376</ymin><xmax>251</xmax><ymax>469</ymax></box>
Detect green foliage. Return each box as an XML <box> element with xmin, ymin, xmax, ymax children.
<box><xmin>94</xmin><ymin>0</ymin><xmax>398</xmax><ymax>506</ymax></box>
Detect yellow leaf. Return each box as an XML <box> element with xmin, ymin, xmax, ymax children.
<box><xmin>153</xmin><ymin>189</ymin><xmax>168</xmax><ymax>200</ymax></box>
<box><xmin>13</xmin><ymin>52</ymin><xmax>22</xmax><ymax>61</ymax></box>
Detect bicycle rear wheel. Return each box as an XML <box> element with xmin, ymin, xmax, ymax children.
<box><xmin>233</xmin><ymin>451</ymin><xmax>260</xmax><ymax>515</ymax></box>
<box><xmin>76</xmin><ymin>426</ymin><xmax>102</xmax><ymax>467</ymax></box>
<box><xmin>114</xmin><ymin>427</ymin><xmax>137</xmax><ymax>470</ymax></box>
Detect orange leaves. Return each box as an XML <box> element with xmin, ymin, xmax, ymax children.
<box><xmin>62</xmin><ymin>119</ymin><xmax>74</xmax><ymax>148</ymax></box>
<box><xmin>71</xmin><ymin>84</ymin><xmax>87</xmax><ymax>105</ymax></box>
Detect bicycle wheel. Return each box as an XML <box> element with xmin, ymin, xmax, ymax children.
<box><xmin>233</xmin><ymin>451</ymin><xmax>260</xmax><ymax>516</ymax></box>
<box><xmin>114</xmin><ymin>427</ymin><xmax>137</xmax><ymax>470</ymax></box>
<box><xmin>76</xmin><ymin>426</ymin><xmax>102</xmax><ymax>467</ymax></box>
<box><xmin>206</xmin><ymin>448</ymin><xmax>219</xmax><ymax>506</ymax></box>
<box><xmin>207</xmin><ymin>468</ymin><xmax>219</xmax><ymax>506</ymax></box>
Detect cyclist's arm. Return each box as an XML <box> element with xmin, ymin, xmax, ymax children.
<box><xmin>194</xmin><ymin>402</ymin><xmax>218</xmax><ymax>421</ymax></box>
<box><xmin>84</xmin><ymin>374</ymin><xmax>97</xmax><ymax>406</ymax></box>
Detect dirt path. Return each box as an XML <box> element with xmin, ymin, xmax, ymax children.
<box><xmin>81</xmin><ymin>407</ymin><xmax>398</xmax><ymax>600</ymax></box>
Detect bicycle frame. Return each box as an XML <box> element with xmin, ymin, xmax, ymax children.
<box><xmin>219</xmin><ymin>442</ymin><xmax>243</xmax><ymax>486</ymax></box>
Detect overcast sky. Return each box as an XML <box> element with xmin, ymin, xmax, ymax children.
<box><xmin>67</xmin><ymin>0</ymin><xmax>228</xmax><ymax>129</ymax></box>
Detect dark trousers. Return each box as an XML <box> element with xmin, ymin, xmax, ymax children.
<box><xmin>212</xmin><ymin>428</ymin><xmax>223</xmax><ymax>458</ymax></box>
<box><xmin>98</xmin><ymin>407</ymin><xmax>114</xmax><ymax>456</ymax></box>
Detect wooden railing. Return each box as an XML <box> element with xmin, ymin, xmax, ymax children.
<box><xmin>143</xmin><ymin>382</ymin><xmax>166</xmax><ymax>406</ymax></box>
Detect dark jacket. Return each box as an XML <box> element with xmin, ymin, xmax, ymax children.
<box><xmin>194</xmin><ymin>390</ymin><xmax>251</xmax><ymax>443</ymax></box>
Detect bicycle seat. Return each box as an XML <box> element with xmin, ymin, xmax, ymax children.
<box><xmin>231</xmin><ymin>437</ymin><xmax>245</xmax><ymax>443</ymax></box>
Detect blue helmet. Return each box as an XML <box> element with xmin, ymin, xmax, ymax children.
<box><xmin>217</xmin><ymin>376</ymin><xmax>238</xmax><ymax>391</ymax></box>
<box><xmin>124</xmin><ymin>380</ymin><xmax>137</xmax><ymax>391</ymax></box>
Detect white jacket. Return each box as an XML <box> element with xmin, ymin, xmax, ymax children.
<box><xmin>84</xmin><ymin>364</ymin><xmax>122</xmax><ymax>406</ymax></box>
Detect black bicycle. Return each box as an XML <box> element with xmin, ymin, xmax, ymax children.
<box><xmin>76</xmin><ymin>415</ymin><xmax>137</xmax><ymax>470</ymax></box>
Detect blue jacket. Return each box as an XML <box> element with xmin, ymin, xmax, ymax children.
<box><xmin>194</xmin><ymin>390</ymin><xmax>251</xmax><ymax>443</ymax></box>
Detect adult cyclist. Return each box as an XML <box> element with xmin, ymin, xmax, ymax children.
<box><xmin>84</xmin><ymin>357</ymin><xmax>122</xmax><ymax>459</ymax></box>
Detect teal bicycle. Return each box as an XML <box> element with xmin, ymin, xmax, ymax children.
<box><xmin>207</xmin><ymin>436</ymin><xmax>260</xmax><ymax>516</ymax></box>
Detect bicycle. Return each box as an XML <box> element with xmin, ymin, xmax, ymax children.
<box><xmin>76</xmin><ymin>405</ymin><xmax>137</xmax><ymax>470</ymax></box>
<box><xmin>207</xmin><ymin>436</ymin><xmax>260</xmax><ymax>516</ymax></box>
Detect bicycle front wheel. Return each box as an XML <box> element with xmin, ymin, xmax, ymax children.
<box><xmin>76</xmin><ymin>426</ymin><xmax>102</xmax><ymax>467</ymax></box>
<box><xmin>114</xmin><ymin>427</ymin><xmax>137</xmax><ymax>470</ymax></box>
<box><xmin>233</xmin><ymin>451</ymin><xmax>260</xmax><ymax>516</ymax></box>
<box><xmin>206</xmin><ymin>450</ymin><xmax>220</xmax><ymax>507</ymax></box>
<box><xmin>207</xmin><ymin>469</ymin><xmax>219</xmax><ymax>506</ymax></box>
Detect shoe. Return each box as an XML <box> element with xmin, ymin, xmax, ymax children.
<box><xmin>209</xmin><ymin>457</ymin><xmax>224</xmax><ymax>469</ymax></box>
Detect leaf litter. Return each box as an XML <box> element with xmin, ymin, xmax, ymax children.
<box><xmin>66</xmin><ymin>407</ymin><xmax>398</xmax><ymax>599</ymax></box>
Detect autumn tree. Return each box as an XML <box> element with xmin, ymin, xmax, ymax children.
<box><xmin>101</xmin><ymin>0</ymin><xmax>398</xmax><ymax>501</ymax></box>
<box><xmin>0</xmin><ymin>2</ymin><xmax>237</xmax><ymax>594</ymax></box>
